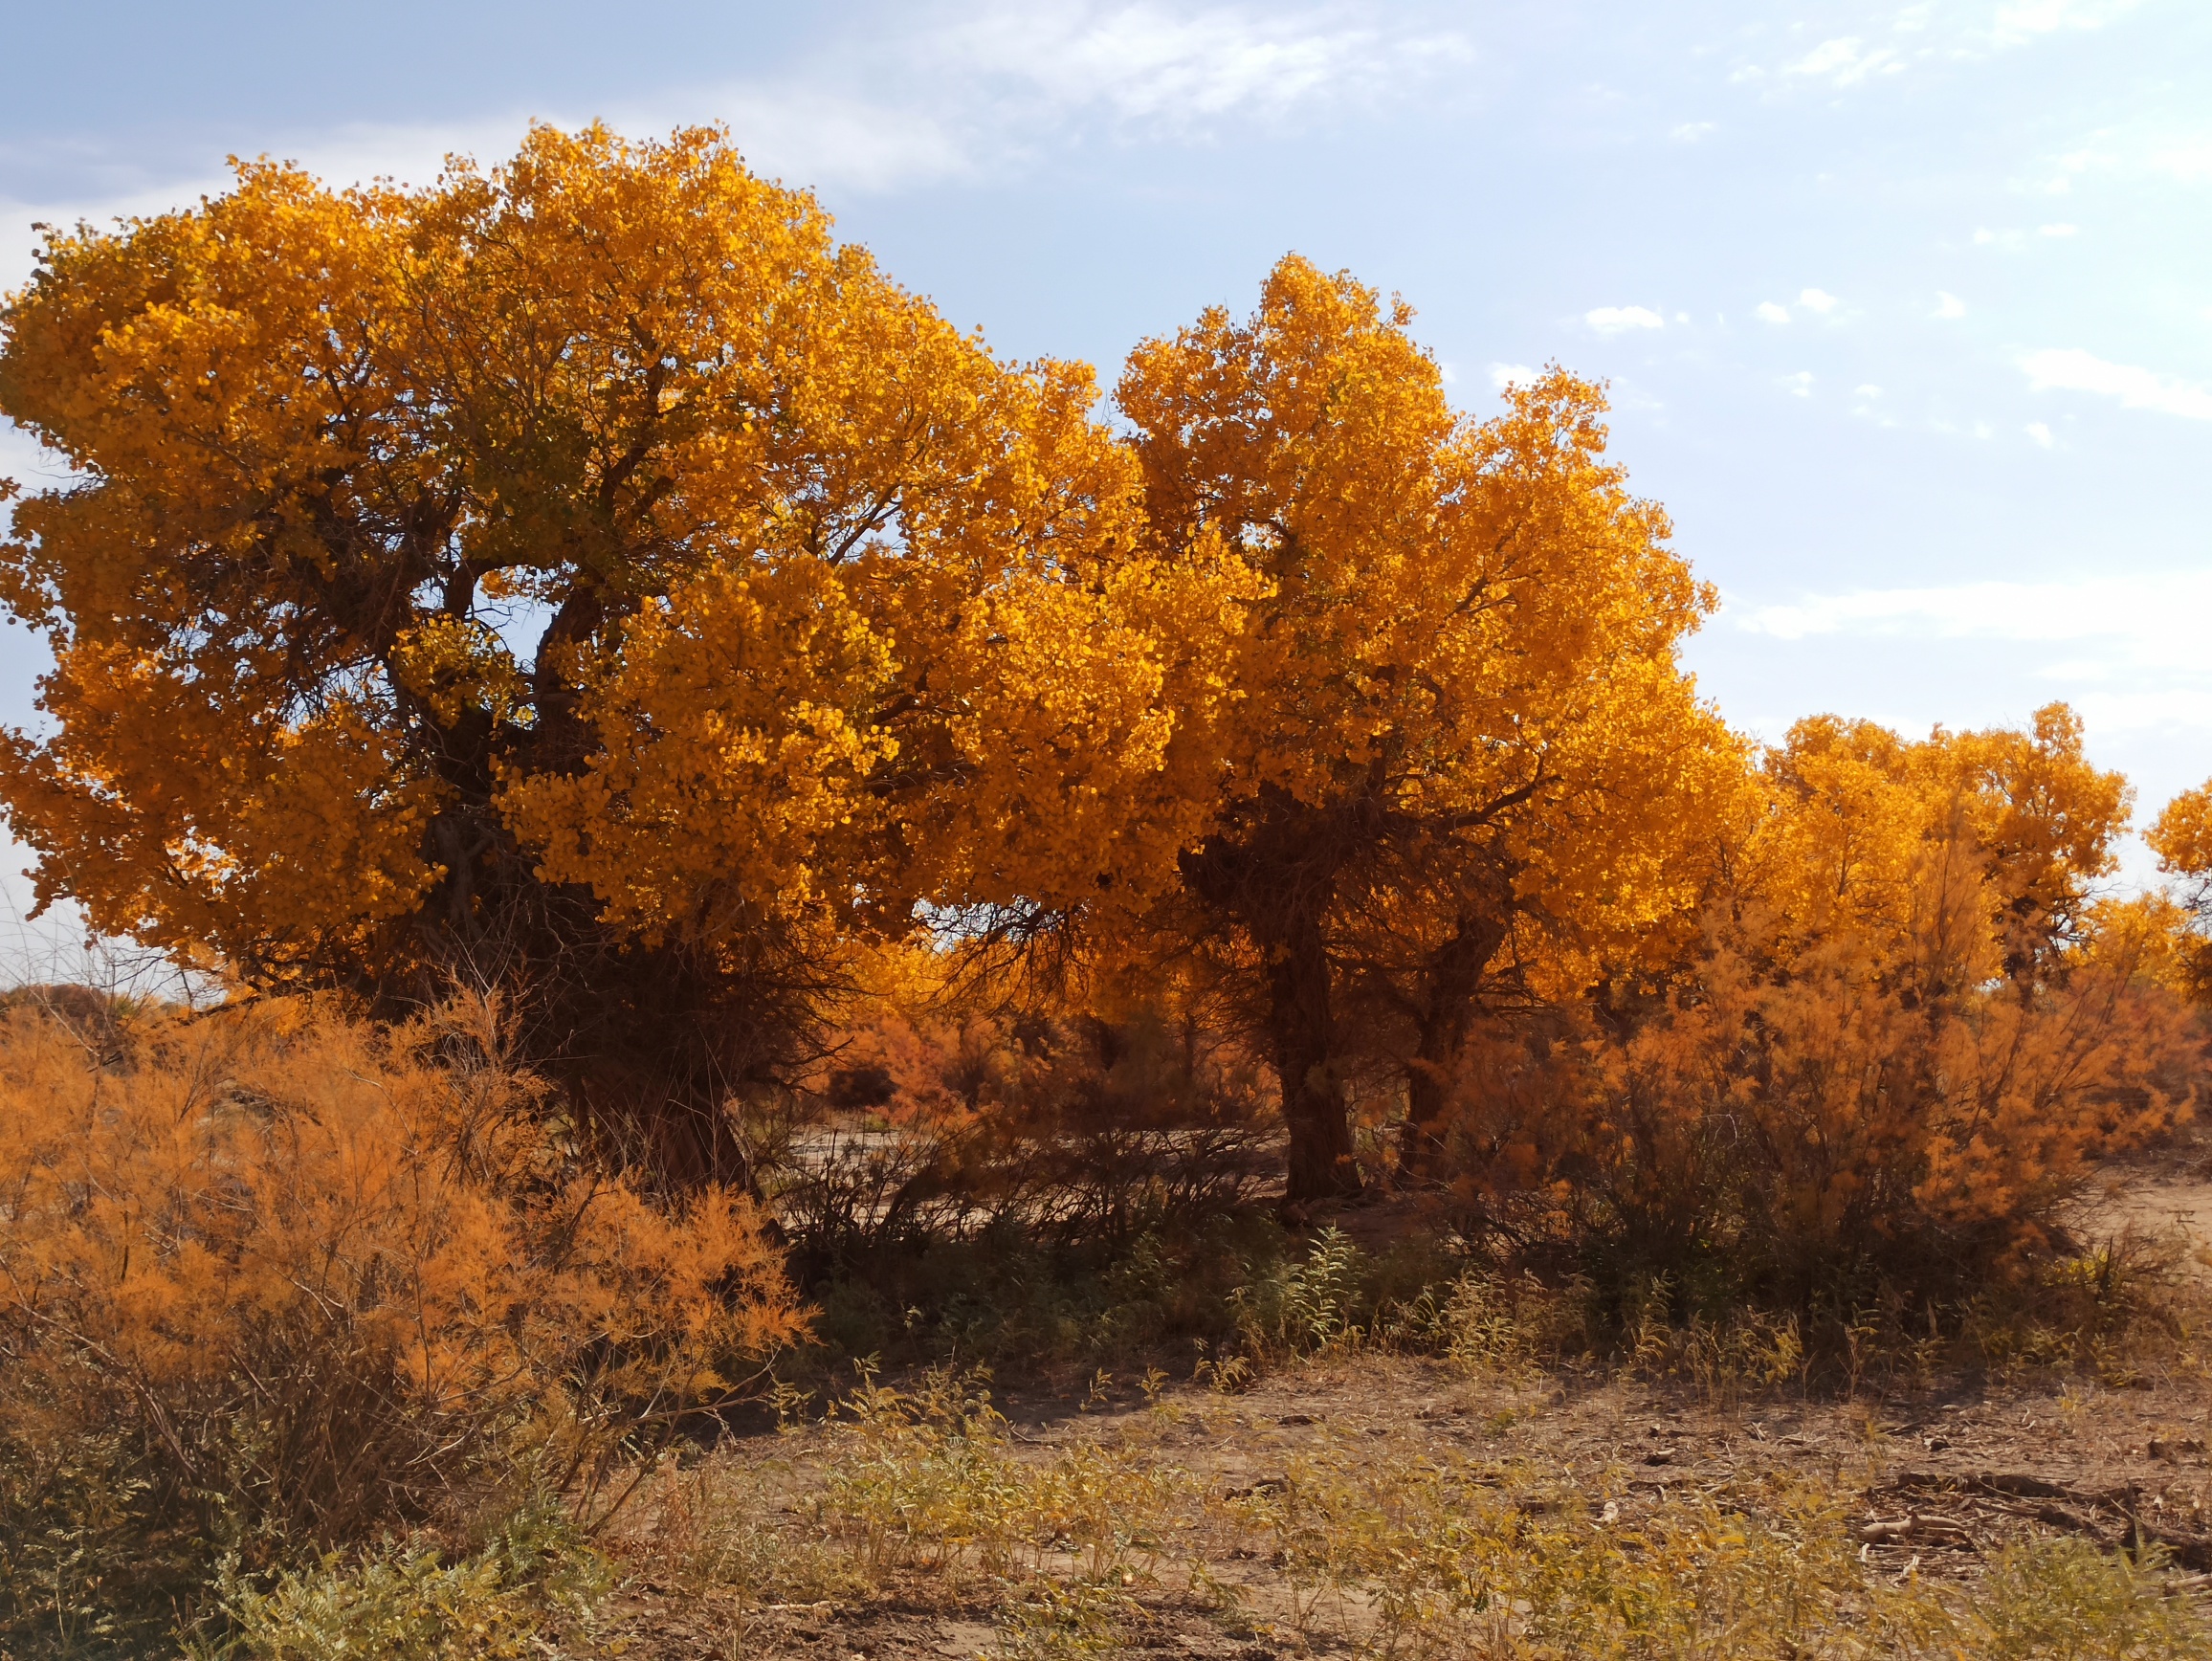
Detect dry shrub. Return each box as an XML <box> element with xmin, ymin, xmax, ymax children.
<box><xmin>0</xmin><ymin>992</ymin><xmax>805</xmax><ymax>1636</ymax></box>
<box><xmin>1221</xmin><ymin>1447</ymin><xmax>2211</xmax><ymax>1659</ymax></box>
<box><xmin>1436</xmin><ymin>900</ymin><xmax>2204</xmax><ymax>1311</ymax></box>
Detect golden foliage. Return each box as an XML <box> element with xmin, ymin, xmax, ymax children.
<box><xmin>0</xmin><ymin>122</ymin><xmax>1240</xmax><ymax>1066</ymax></box>
<box><xmin>1116</xmin><ymin>256</ymin><xmax>1740</xmax><ymax>1196</ymax></box>
<box><xmin>2150</xmin><ymin>779</ymin><xmax>2212</xmax><ymax>1000</ymax></box>
<box><xmin>0</xmin><ymin>993</ymin><xmax>803</xmax><ymax>1552</ymax></box>
<box><xmin>1434</xmin><ymin>705</ymin><xmax>2198</xmax><ymax>1292</ymax></box>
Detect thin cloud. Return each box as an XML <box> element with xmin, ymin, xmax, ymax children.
<box><xmin>1583</xmin><ymin>305</ymin><xmax>1663</xmax><ymax>334</ymax></box>
<box><xmin>1797</xmin><ymin>287</ymin><xmax>1839</xmax><ymax>313</ymax></box>
<box><xmin>936</xmin><ymin>3</ymin><xmax>1470</xmax><ymax>135</ymax></box>
<box><xmin>1736</xmin><ymin>569</ymin><xmax>2212</xmax><ymax>684</ymax></box>
<box><xmin>711</xmin><ymin>91</ymin><xmax>969</xmax><ymax>191</ymax></box>
<box><xmin>2023</xmin><ymin>348</ymin><xmax>2212</xmax><ymax>421</ymax></box>
<box><xmin>724</xmin><ymin>3</ymin><xmax>1471</xmax><ymax>187</ymax></box>
<box><xmin>4</xmin><ymin>5</ymin><xmax>1473</xmax><ymax>221</ymax></box>
<box><xmin>1488</xmin><ymin>362</ymin><xmax>1539</xmax><ymax>390</ymax></box>
<box><xmin>1934</xmin><ymin>292</ymin><xmax>1966</xmax><ymax>319</ymax></box>
<box><xmin>1755</xmin><ymin>300</ymin><xmax>1791</xmax><ymax>323</ymax></box>
<box><xmin>1784</xmin><ymin>37</ymin><xmax>1899</xmax><ymax>85</ymax></box>
<box><xmin>2150</xmin><ymin>139</ymin><xmax>2212</xmax><ymax>182</ymax></box>
<box><xmin>1994</xmin><ymin>0</ymin><xmax>2141</xmax><ymax>44</ymax></box>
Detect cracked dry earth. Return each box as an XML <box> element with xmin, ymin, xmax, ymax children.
<box><xmin>588</xmin><ymin>1151</ymin><xmax>2212</xmax><ymax>1658</ymax></box>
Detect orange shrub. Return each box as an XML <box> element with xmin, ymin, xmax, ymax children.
<box><xmin>1423</xmin><ymin>707</ymin><xmax>2205</xmax><ymax>1306</ymax></box>
<box><xmin>0</xmin><ymin>992</ymin><xmax>805</xmax><ymax>1561</ymax></box>
<box><xmin>1436</xmin><ymin>903</ymin><xmax>2202</xmax><ymax>1303</ymax></box>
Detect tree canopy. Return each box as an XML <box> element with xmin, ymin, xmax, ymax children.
<box><xmin>1</xmin><ymin>123</ymin><xmax>2195</xmax><ymax>1204</ymax></box>
<box><xmin>1117</xmin><ymin>258</ymin><xmax>1738</xmax><ymax>1197</ymax></box>
<box><xmin>0</xmin><ymin>125</ymin><xmax>1238</xmax><ymax>1178</ymax></box>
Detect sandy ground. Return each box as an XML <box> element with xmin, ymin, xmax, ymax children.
<box><xmin>590</xmin><ymin>1140</ymin><xmax>2212</xmax><ymax>1657</ymax></box>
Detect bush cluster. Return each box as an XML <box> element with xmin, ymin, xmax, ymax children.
<box><xmin>0</xmin><ymin>991</ymin><xmax>801</xmax><ymax>1650</ymax></box>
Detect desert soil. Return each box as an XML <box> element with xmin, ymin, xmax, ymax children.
<box><xmin>593</xmin><ymin>1141</ymin><xmax>2212</xmax><ymax>1658</ymax></box>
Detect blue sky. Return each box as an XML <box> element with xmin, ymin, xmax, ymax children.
<box><xmin>2</xmin><ymin>0</ymin><xmax>2208</xmax><ymax>967</ymax></box>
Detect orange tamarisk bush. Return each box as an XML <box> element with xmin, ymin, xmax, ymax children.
<box><xmin>1573</xmin><ymin>908</ymin><xmax>2195</xmax><ymax>1297</ymax></box>
<box><xmin>1433</xmin><ymin>710</ymin><xmax>2197</xmax><ymax>1296</ymax></box>
<box><xmin>0</xmin><ymin>992</ymin><xmax>804</xmax><ymax>1560</ymax></box>
<box><xmin>1117</xmin><ymin>256</ymin><xmax>1738</xmax><ymax>1201</ymax></box>
<box><xmin>0</xmin><ymin>123</ymin><xmax>1243</xmax><ymax>1182</ymax></box>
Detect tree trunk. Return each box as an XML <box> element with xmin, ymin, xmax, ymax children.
<box><xmin>1399</xmin><ymin>910</ymin><xmax>1509</xmax><ymax>1181</ymax></box>
<box><xmin>1267</xmin><ymin>908</ymin><xmax>1362</xmax><ymax>1203</ymax></box>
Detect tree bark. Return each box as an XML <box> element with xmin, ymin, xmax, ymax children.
<box><xmin>1399</xmin><ymin>910</ymin><xmax>1510</xmax><ymax>1181</ymax></box>
<box><xmin>1181</xmin><ymin>796</ymin><xmax>1365</xmax><ymax>1206</ymax></box>
<box><xmin>1267</xmin><ymin>907</ymin><xmax>1362</xmax><ymax>1203</ymax></box>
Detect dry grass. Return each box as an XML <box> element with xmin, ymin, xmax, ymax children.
<box><xmin>596</xmin><ymin>1354</ymin><xmax>2212</xmax><ymax>1659</ymax></box>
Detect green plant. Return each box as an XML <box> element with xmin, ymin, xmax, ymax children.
<box><xmin>1960</xmin><ymin>1536</ymin><xmax>2208</xmax><ymax>1661</ymax></box>
<box><xmin>0</xmin><ymin>1421</ymin><xmax>190</xmax><ymax>1655</ymax></box>
<box><xmin>1228</xmin><ymin>1228</ymin><xmax>1370</xmax><ymax>1361</ymax></box>
<box><xmin>199</xmin><ymin>1493</ymin><xmax>608</xmax><ymax>1661</ymax></box>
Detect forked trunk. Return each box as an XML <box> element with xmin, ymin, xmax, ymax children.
<box><xmin>1399</xmin><ymin>911</ymin><xmax>1509</xmax><ymax>1181</ymax></box>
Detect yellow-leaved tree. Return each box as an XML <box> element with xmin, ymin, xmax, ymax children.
<box><xmin>1744</xmin><ymin>703</ymin><xmax>2132</xmax><ymax>993</ymax></box>
<box><xmin>2150</xmin><ymin>778</ymin><xmax>2212</xmax><ymax>1000</ymax></box>
<box><xmin>0</xmin><ymin>124</ymin><xmax>1241</xmax><ymax>1180</ymax></box>
<box><xmin>1117</xmin><ymin>257</ymin><xmax>1739</xmax><ymax>1201</ymax></box>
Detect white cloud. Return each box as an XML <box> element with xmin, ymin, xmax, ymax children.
<box><xmin>1583</xmin><ymin>304</ymin><xmax>1664</xmax><ymax>334</ymax></box>
<box><xmin>1488</xmin><ymin>362</ymin><xmax>1539</xmax><ymax>390</ymax></box>
<box><xmin>1781</xmin><ymin>370</ymin><xmax>1814</xmax><ymax>397</ymax></box>
<box><xmin>1670</xmin><ymin>121</ymin><xmax>1716</xmax><ymax>142</ymax></box>
<box><xmin>1736</xmin><ymin>570</ymin><xmax>2212</xmax><ymax>675</ymax></box>
<box><xmin>0</xmin><ymin>5</ymin><xmax>1471</xmax><ymax>220</ymax></box>
<box><xmin>2037</xmin><ymin>222</ymin><xmax>2079</xmax><ymax>237</ymax></box>
<box><xmin>1934</xmin><ymin>291</ymin><xmax>1967</xmax><ymax>318</ymax></box>
<box><xmin>2026</xmin><ymin>421</ymin><xmax>2055</xmax><ymax>448</ymax></box>
<box><xmin>2150</xmin><ymin>140</ymin><xmax>2212</xmax><ymax>183</ymax></box>
<box><xmin>2023</xmin><ymin>348</ymin><xmax>2212</xmax><ymax>421</ymax></box>
<box><xmin>1855</xmin><ymin>384</ymin><xmax>1882</xmax><ymax>398</ymax></box>
<box><xmin>1733</xmin><ymin>569</ymin><xmax>2212</xmax><ymax>757</ymax></box>
<box><xmin>1994</xmin><ymin>0</ymin><xmax>2140</xmax><ymax>44</ymax></box>
<box><xmin>1797</xmin><ymin>287</ymin><xmax>1839</xmax><ymax>313</ymax></box>
<box><xmin>1755</xmin><ymin>300</ymin><xmax>1792</xmax><ymax>323</ymax></box>
<box><xmin>1784</xmin><ymin>37</ymin><xmax>1899</xmax><ymax>85</ymax></box>
<box><xmin>712</xmin><ymin>92</ymin><xmax>970</xmax><ymax>191</ymax></box>
<box><xmin>938</xmin><ymin>3</ymin><xmax>1469</xmax><ymax>134</ymax></box>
